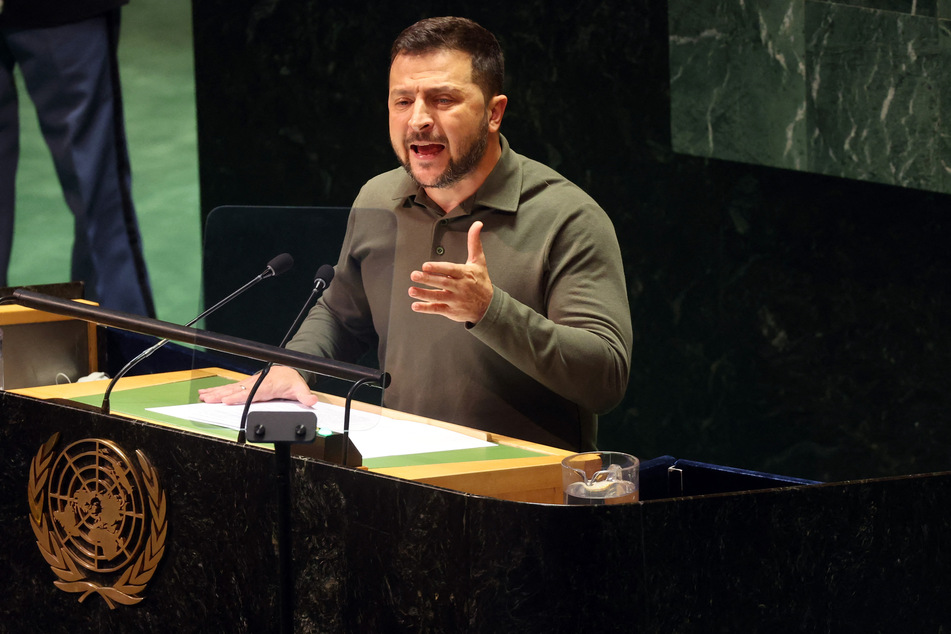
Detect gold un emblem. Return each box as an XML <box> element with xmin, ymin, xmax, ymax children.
<box><xmin>28</xmin><ymin>433</ymin><xmax>167</xmax><ymax>608</ymax></box>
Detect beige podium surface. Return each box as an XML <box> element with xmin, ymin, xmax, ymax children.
<box><xmin>11</xmin><ymin>367</ymin><xmax>572</xmax><ymax>504</ymax></box>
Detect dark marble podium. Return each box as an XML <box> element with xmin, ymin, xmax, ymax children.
<box><xmin>2</xmin><ymin>390</ymin><xmax>949</xmax><ymax>632</ymax></box>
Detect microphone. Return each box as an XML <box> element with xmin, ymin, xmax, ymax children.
<box><xmin>309</xmin><ymin>264</ymin><xmax>335</xmax><ymax>304</ymax></box>
<box><xmin>101</xmin><ymin>253</ymin><xmax>294</xmax><ymax>414</ymax></box>
<box><xmin>261</xmin><ymin>253</ymin><xmax>295</xmax><ymax>280</ymax></box>
<box><xmin>238</xmin><ymin>264</ymin><xmax>335</xmax><ymax>439</ymax></box>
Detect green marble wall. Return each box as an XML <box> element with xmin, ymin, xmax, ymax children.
<box><xmin>670</xmin><ymin>0</ymin><xmax>951</xmax><ymax>194</ymax></box>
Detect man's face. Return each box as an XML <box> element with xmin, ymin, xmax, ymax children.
<box><xmin>388</xmin><ymin>49</ymin><xmax>492</xmax><ymax>189</ymax></box>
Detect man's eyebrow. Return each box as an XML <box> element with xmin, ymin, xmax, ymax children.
<box><xmin>425</xmin><ymin>84</ymin><xmax>464</xmax><ymax>93</ymax></box>
<box><xmin>389</xmin><ymin>84</ymin><xmax>466</xmax><ymax>98</ymax></box>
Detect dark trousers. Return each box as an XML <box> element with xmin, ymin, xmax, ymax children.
<box><xmin>0</xmin><ymin>10</ymin><xmax>154</xmax><ymax>316</ymax></box>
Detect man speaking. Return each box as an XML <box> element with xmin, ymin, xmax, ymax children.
<box><xmin>201</xmin><ymin>16</ymin><xmax>632</xmax><ymax>452</ymax></box>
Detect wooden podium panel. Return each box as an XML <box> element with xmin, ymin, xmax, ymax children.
<box><xmin>0</xmin><ymin>303</ymin><xmax>98</xmax><ymax>389</ymax></box>
<box><xmin>11</xmin><ymin>368</ymin><xmax>572</xmax><ymax>504</ymax></box>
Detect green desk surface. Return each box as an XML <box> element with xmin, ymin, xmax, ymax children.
<box><xmin>71</xmin><ymin>376</ymin><xmax>548</xmax><ymax>466</ymax></box>
<box><xmin>72</xmin><ymin>376</ymin><xmax>240</xmax><ymax>442</ymax></box>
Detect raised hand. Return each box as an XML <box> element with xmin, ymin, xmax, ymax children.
<box><xmin>408</xmin><ymin>221</ymin><xmax>494</xmax><ymax>323</ymax></box>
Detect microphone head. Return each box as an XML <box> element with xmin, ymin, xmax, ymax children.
<box><xmin>264</xmin><ymin>253</ymin><xmax>294</xmax><ymax>278</ymax></box>
<box><xmin>314</xmin><ymin>264</ymin><xmax>335</xmax><ymax>286</ymax></box>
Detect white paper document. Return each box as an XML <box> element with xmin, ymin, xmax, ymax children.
<box><xmin>147</xmin><ymin>400</ymin><xmax>494</xmax><ymax>459</ymax></box>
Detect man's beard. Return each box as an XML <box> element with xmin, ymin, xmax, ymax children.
<box><xmin>399</xmin><ymin>115</ymin><xmax>489</xmax><ymax>189</ymax></box>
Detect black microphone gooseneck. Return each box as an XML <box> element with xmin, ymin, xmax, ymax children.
<box><xmin>100</xmin><ymin>253</ymin><xmax>294</xmax><ymax>415</ymax></box>
<box><xmin>238</xmin><ymin>263</ymin><xmax>336</xmax><ymax>437</ymax></box>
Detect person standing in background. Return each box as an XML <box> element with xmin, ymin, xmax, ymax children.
<box><xmin>0</xmin><ymin>0</ymin><xmax>155</xmax><ymax>316</ymax></box>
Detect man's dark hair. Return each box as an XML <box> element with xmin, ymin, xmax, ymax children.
<box><xmin>391</xmin><ymin>16</ymin><xmax>504</xmax><ymax>101</ymax></box>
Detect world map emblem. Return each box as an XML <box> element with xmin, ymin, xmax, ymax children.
<box><xmin>28</xmin><ymin>433</ymin><xmax>167</xmax><ymax>608</ymax></box>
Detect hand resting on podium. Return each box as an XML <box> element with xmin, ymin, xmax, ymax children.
<box><xmin>197</xmin><ymin>365</ymin><xmax>318</xmax><ymax>407</ymax></box>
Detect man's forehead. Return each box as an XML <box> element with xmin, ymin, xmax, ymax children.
<box><xmin>389</xmin><ymin>50</ymin><xmax>475</xmax><ymax>87</ymax></box>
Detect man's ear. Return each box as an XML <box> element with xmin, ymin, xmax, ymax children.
<box><xmin>488</xmin><ymin>94</ymin><xmax>507</xmax><ymax>131</ymax></box>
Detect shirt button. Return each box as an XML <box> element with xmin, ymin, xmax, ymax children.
<box><xmin>435</xmin><ymin>246</ymin><xmax>445</xmax><ymax>256</ymax></box>
<box><xmin>439</xmin><ymin>218</ymin><xmax>449</xmax><ymax>226</ymax></box>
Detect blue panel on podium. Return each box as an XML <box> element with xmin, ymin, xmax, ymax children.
<box><xmin>639</xmin><ymin>455</ymin><xmax>821</xmax><ymax>501</ymax></box>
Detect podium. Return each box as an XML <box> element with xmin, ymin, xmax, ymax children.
<box><xmin>2</xmin><ymin>295</ymin><xmax>951</xmax><ymax>630</ymax></box>
<box><xmin>4</xmin><ymin>377</ymin><xmax>951</xmax><ymax>630</ymax></box>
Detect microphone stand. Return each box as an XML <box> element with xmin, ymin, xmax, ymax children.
<box><xmin>342</xmin><ymin>377</ymin><xmax>380</xmax><ymax>467</ymax></box>
<box><xmin>238</xmin><ymin>266</ymin><xmax>333</xmax><ymax>443</ymax></box>
<box><xmin>101</xmin><ymin>254</ymin><xmax>293</xmax><ymax>415</ymax></box>
<box><xmin>102</xmin><ymin>283</ymin><xmax>244</xmax><ymax>415</ymax></box>
<box><xmin>11</xmin><ymin>286</ymin><xmax>389</xmax><ymax>634</ymax></box>
<box><xmin>243</xmin><ymin>407</ymin><xmax>318</xmax><ymax>634</ymax></box>
<box><xmin>240</xmin><ymin>266</ymin><xmax>384</xmax><ymax>634</ymax></box>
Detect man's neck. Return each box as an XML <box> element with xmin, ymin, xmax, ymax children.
<box><xmin>424</xmin><ymin>136</ymin><xmax>503</xmax><ymax>214</ymax></box>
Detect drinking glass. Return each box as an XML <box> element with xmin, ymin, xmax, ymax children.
<box><xmin>561</xmin><ymin>451</ymin><xmax>639</xmax><ymax>505</ymax></box>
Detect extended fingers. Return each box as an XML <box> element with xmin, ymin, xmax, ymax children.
<box><xmin>410</xmin><ymin>299</ymin><xmax>450</xmax><ymax>314</ymax></box>
<box><xmin>467</xmin><ymin>221</ymin><xmax>485</xmax><ymax>266</ymax></box>
<box><xmin>410</xmin><ymin>268</ymin><xmax>459</xmax><ymax>292</ymax></box>
<box><xmin>415</xmin><ymin>262</ymin><xmax>461</xmax><ymax>281</ymax></box>
<box><xmin>408</xmin><ymin>284</ymin><xmax>438</xmax><ymax>301</ymax></box>
<box><xmin>198</xmin><ymin>380</ymin><xmax>253</xmax><ymax>404</ymax></box>
<box><xmin>406</xmin><ymin>221</ymin><xmax>490</xmax><ymax>323</ymax></box>
<box><xmin>197</xmin><ymin>367</ymin><xmax>316</xmax><ymax>406</ymax></box>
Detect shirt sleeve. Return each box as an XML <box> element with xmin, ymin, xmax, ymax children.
<box><xmin>286</xmin><ymin>207</ymin><xmax>378</xmax><ymax>366</ymax></box>
<box><xmin>466</xmin><ymin>202</ymin><xmax>633</xmax><ymax>414</ymax></box>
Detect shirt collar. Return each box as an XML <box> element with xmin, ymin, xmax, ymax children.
<box><xmin>392</xmin><ymin>134</ymin><xmax>522</xmax><ymax>215</ymax></box>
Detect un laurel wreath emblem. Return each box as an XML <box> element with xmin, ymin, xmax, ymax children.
<box><xmin>27</xmin><ymin>433</ymin><xmax>167</xmax><ymax>608</ymax></box>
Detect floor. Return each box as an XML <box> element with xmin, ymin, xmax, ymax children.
<box><xmin>8</xmin><ymin>0</ymin><xmax>200</xmax><ymax>325</ymax></box>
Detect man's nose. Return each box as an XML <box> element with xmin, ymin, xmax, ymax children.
<box><xmin>409</xmin><ymin>100</ymin><xmax>433</xmax><ymax>131</ymax></box>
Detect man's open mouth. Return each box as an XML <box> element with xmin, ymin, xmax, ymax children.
<box><xmin>411</xmin><ymin>143</ymin><xmax>445</xmax><ymax>157</ymax></box>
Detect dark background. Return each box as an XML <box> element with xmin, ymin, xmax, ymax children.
<box><xmin>192</xmin><ymin>0</ymin><xmax>951</xmax><ymax>483</ymax></box>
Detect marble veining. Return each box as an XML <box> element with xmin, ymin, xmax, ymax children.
<box><xmin>670</xmin><ymin>0</ymin><xmax>951</xmax><ymax>194</ymax></box>
<box><xmin>2</xmin><ymin>393</ymin><xmax>949</xmax><ymax>630</ymax></box>
<box><xmin>670</xmin><ymin>0</ymin><xmax>808</xmax><ymax>170</ymax></box>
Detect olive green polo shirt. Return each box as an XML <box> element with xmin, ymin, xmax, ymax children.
<box><xmin>287</xmin><ymin>136</ymin><xmax>632</xmax><ymax>451</ymax></box>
